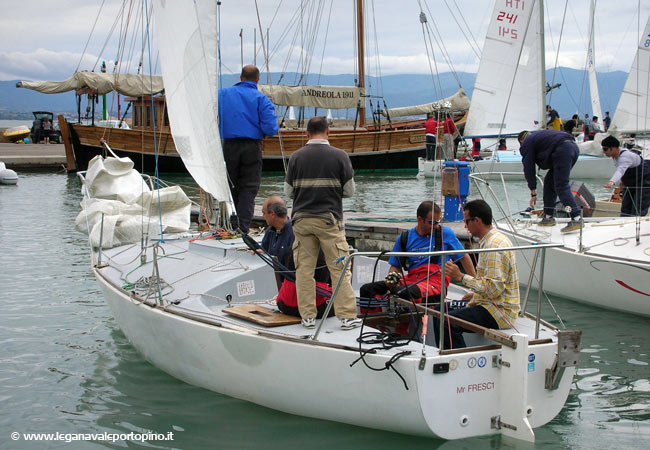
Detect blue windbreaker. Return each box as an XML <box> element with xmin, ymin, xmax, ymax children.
<box><xmin>218</xmin><ymin>81</ymin><xmax>278</xmax><ymax>140</ymax></box>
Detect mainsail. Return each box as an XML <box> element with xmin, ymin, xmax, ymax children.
<box><xmin>609</xmin><ymin>15</ymin><xmax>650</xmax><ymax>134</ymax></box>
<box><xmin>17</xmin><ymin>72</ymin><xmax>164</xmax><ymax>97</ymax></box>
<box><xmin>587</xmin><ymin>0</ymin><xmax>602</xmax><ymax>120</ymax></box>
<box><xmin>153</xmin><ymin>0</ymin><xmax>232</xmax><ymax>202</ymax></box>
<box><xmin>464</xmin><ymin>0</ymin><xmax>543</xmax><ymax>136</ymax></box>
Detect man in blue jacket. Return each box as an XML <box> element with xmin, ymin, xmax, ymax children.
<box><xmin>518</xmin><ymin>129</ymin><xmax>582</xmax><ymax>233</ymax></box>
<box><xmin>219</xmin><ymin>65</ymin><xmax>278</xmax><ymax>234</ymax></box>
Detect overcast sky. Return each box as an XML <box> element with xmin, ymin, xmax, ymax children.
<box><xmin>1</xmin><ymin>0</ymin><xmax>649</xmax><ymax>82</ymax></box>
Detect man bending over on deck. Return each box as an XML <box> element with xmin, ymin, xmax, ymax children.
<box><xmin>437</xmin><ymin>200</ymin><xmax>520</xmax><ymax>349</ymax></box>
<box><xmin>601</xmin><ymin>136</ymin><xmax>650</xmax><ymax>217</ymax></box>
<box><xmin>518</xmin><ymin>129</ymin><xmax>583</xmax><ymax>233</ymax></box>
<box><xmin>359</xmin><ymin>201</ymin><xmax>476</xmax><ymax>333</ymax></box>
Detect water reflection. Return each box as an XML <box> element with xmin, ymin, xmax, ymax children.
<box><xmin>1</xmin><ymin>172</ymin><xmax>648</xmax><ymax>449</ymax></box>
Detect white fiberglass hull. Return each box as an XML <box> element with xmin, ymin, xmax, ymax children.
<box><xmin>93</xmin><ymin>236</ymin><xmax>575</xmax><ymax>441</ymax></box>
<box><xmin>418</xmin><ymin>154</ymin><xmax>612</xmax><ymax>179</ymax></box>
<box><xmin>498</xmin><ymin>217</ymin><xmax>650</xmax><ymax>317</ymax></box>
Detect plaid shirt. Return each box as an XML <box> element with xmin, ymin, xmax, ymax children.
<box><xmin>461</xmin><ymin>228</ymin><xmax>520</xmax><ymax>329</ymax></box>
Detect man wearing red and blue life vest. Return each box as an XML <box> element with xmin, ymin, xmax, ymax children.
<box><xmin>219</xmin><ymin>65</ymin><xmax>278</xmax><ymax>234</ymax></box>
<box><xmin>359</xmin><ymin>201</ymin><xmax>476</xmax><ymax>316</ymax></box>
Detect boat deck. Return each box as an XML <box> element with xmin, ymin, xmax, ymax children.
<box><xmin>96</xmin><ymin>233</ymin><xmax>559</xmax><ymax>354</ymax></box>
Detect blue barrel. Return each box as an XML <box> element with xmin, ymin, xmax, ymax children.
<box><xmin>443</xmin><ymin>161</ymin><xmax>470</xmax><ymax>221</ymax></box>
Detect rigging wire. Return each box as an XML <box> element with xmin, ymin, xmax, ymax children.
<box><xmin>369</xmin><ymin>0</ymin><xmax>384</xmax><ymax>101</ymax></box>
<box><xmin>144</xmin><ymin>0</ymin><xmax>164</xmax><ymax>242</ymax></box>
<box><xmin>422</xmin><ymin>0</ymin><xmax>462</xmax><ymax>87</ymax></box>
<box><xmin>76</xmin><ymin>0</ymin><xmax>108</xmax><ymax>72</ymax></box>
<box><xmin>547</xmin><ymin>0</ymin><xmax>569</xmax><ymax>107</ymax></box>
<box><xmin>446</xmin><ymin>0</ymin><xmax>481</xmax><ymax>59</ymax></box>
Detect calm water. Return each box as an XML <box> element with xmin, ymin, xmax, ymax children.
<box><xmin>0</xmin><ymin>119</ymin><xmax>34</xmax><ymax>128</ymax></box>
<box><xmin>0</xmin><ymin>171</ymin><xmax>648</xmax><ymax>449</ymax></box>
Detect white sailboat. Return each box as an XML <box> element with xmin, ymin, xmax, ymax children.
<box><xmin>471</xmin><ymin>171</ymin><xmax>650</xmax><ymax>318</ymax></box>
<box><xmin>419</xmin><ymin>0</ymin><xmax>612</xmax><ymax>179</ymax></box>
<box><xmin>608</xmin><ymin>14</ymin><xmax>650</xmax><ymax>136</ymax></box>
<box><xmin>76</xmin><ymin>0</ymin><xmax>581</xmax><ymax>442</ymax></box>
<box><xmin>586</xmin><ymin>0</ymin><xmax>603</xmax><ymax>122</ymax></box>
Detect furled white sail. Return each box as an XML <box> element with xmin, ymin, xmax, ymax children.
<box><xmin>152</xmin><ymin>0</ymin><xmax>232</xmax><ymax>202</ymax></box>
<box><xmin>609</xmin><ymin>15</ymin><xmax>650</xmax><ymax>134</ymax></box>
<box><xmin>587</xmin><ymin>0</ymin><xmax>602</xmax><ymax>120</ymax></box>
<box><xmin>17</xmin><ymin>72</ymin><xmax>164</xmax><ymax>97</ymax></box>
<box><xmin>464</xmin><ymin>0</ymin><xmax>544</xmax><ymax>136</ymax></box>
<box><xmin>258</xmin><ymin>84</ymin><xmax>364</xmax><ymax>109</ymax></box>
<box><xmin>381</xmin><ymin>88</ymin><xmax>470</xmax><ymax>118</ymax></box>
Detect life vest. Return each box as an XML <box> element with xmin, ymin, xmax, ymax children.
<box><xmin>401</xmin><ymin>263</ymin><xmax>450</xmax><ymax>302</ymax></box>
<box><xmin>620</xmin><ymin>149</ymin><xmax>650</xmax><ymax>189</ymax></box>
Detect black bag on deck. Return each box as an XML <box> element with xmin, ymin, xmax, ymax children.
<box><xmin>555</xmin><ymin>181</ymin><xmax>596</xmax><ymax>217</ymax></box>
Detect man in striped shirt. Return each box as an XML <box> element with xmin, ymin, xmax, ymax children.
<box><xmin>436</xmin><ymin>199</ymin><xmax>520</xmax><ymax>349</ymax></box>
<box><xmin>284</xmin><ymin>116</ymin><xmax>361</xmax><ymax>330</ymax></box>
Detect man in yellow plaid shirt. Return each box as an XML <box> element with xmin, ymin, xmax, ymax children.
<box><xmin>435</xmin><ymin>199</ymin><xmax>520</xmax><ymax>349</ymax></box>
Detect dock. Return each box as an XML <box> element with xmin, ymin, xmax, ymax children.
<box><xmin>0</xmin><ymin>138</ymin><xmax>471</xmax><ymax>250</ymax></box>
<box><xmin>0</xmin><ymin>142</ymin><xmax>67</xmax><ymax>170</ymax></box>
<box><xmin>250</xmin><ymin>206</ymin><xmax>471</xmax><ymax>252</ymax></box>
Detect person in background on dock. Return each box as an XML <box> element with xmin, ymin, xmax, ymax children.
<box><xmin>41</xmin><ymin>118</ymin><xmax>52</xmax><ymax>144</ymax></box>
<box><xmin>284</xmin><ymin>116</ymin><xmax>360</xmax><ymax>330</ymax></box>
<box><xmin>437</xmin><ymin>199</ymin><xmax>520</xmax><ymax>349</ymax></box>
<box><xmin>359</xmin><ymin>201</ymin><xmax>476</xmax><ymax>333</ymax></box>
<box><xmin>218</xmin><ymin>64</ymin><xmax>278</xmax><ymax>234</ymax></box>
<box><xmin>32</xmin><ymin>117</ymin><xmax>42</xmax><ymax>144</ymax></box>
<box><xmin>518</xmin><ymin>129</ymin><xmax>583</xmax><ymax>233</ymax></box>
<box><xmin>603</xmin><ymin>111</ymin><xmax>612</xmax><ymax>132</ymax></box>
<box><xmin>563</xmin><ymin>114</ymin><xmax>579</xmax><ymax>134</ymax></box>
<box><xmin>601</xmin><ymin>135</ymin><xmax>650</xmax><ymax>217</ymax></box>
<box><xmin>424</xmin><ymin>113</ymin><xmax>438</xmax><ymax>160</ymax></box>
<box><xmin>260</xmin><ymin>196</ymin><xmax>333</xmax><ymax>319</ymax></box>
<box><xmin>546</xmin><ymin>105</ymin><xmax>562</xmax><ymax>130</ymax></box>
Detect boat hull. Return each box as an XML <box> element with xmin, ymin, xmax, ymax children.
<box><xmin>68</xmin><ymin>122</ymin><xmax>425</xmax><ymax>174</ymax></box>
<box><xmin>499</xmin><ymin>221</ymin><xmax>650</xmax><ymax>317</ymax></box>
<box><xmin>418</xmin><ymin>154</ymin><xmax>613</xmax><ymax>179</ymax></box>
<box><xmin>94</xmin><ymin>260</ymin><xmax>574</xmax><ymax>440</ymax></box>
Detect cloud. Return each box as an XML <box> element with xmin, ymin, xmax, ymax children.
<box><xmin>1</xmin><ymin>0</ymin><xmax>649</xmax><ymax>81</ymax></box>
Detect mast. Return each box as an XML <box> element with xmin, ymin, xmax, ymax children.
<box><xmin>539</xmin><ymin>0</ymin><xmax>546</xmax><ymax>128</ymax></box>
<box><xmin>587</xmin><ymin>0</ymin><xmax>603</xmax><ymax>120</ymax></box>
<box><xmin>356</xmin><ymin>0</ymin><xmax>366</xmax><ymax>127</ymax></box>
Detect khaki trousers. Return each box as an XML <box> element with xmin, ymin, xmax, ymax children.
<box><xmin>292</xmin><ymin>217</ymin><xmax>358</xmax><ymax>320</ymax></box>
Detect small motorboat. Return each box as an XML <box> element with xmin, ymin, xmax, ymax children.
<box><xmin>0</xmin><ymin>162</ymin><xmax>18</xmax><ymax>185</ymax></box>
<box><xmin>2</xmin><ymin>125</ymin><xmax>31</xmax><ymax>143</ymax></box>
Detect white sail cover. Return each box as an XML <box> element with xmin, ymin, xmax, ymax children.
<box><xmin>381</xmin><ymin>88</ymin><xmax>470</xmax><ymax>118</ymax></box>
<box><xmin>17</xmin><ymin>72</ymin><xmax>164</xmax><ymax>97</ymax></box>
<box><xmin>464</xmin><ymin>0</ymin><xmax>544</xmax><ymax>136</ymax></box>
<box><xmin>609</xmin><ymin>15</ymin><xmax>650</xmax><ymax>134</ymax></box>
<box><xmin>75</xmin><ymin>156</ymin><xmax>191</xmax><ymax>249</ymax></box>
<box><xmin>153</xmin><ymin>0</ymin><xmax>231</xmax><ymax>202</ymax></box>
<box><xmin>258</xmin><ymin>84</ymin><xmax>364</xmax><ymax>109</ymax></box>
<box><xmin>587</xmin><ymin>0</ymin><xmax>602</xmax><ymax>120</ymax></box>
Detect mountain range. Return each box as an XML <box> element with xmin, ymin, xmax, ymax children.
<box><xmin>0</xmin><ymin>67</ymin><xmax>627</xmax><ymax>120</ymax></box>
